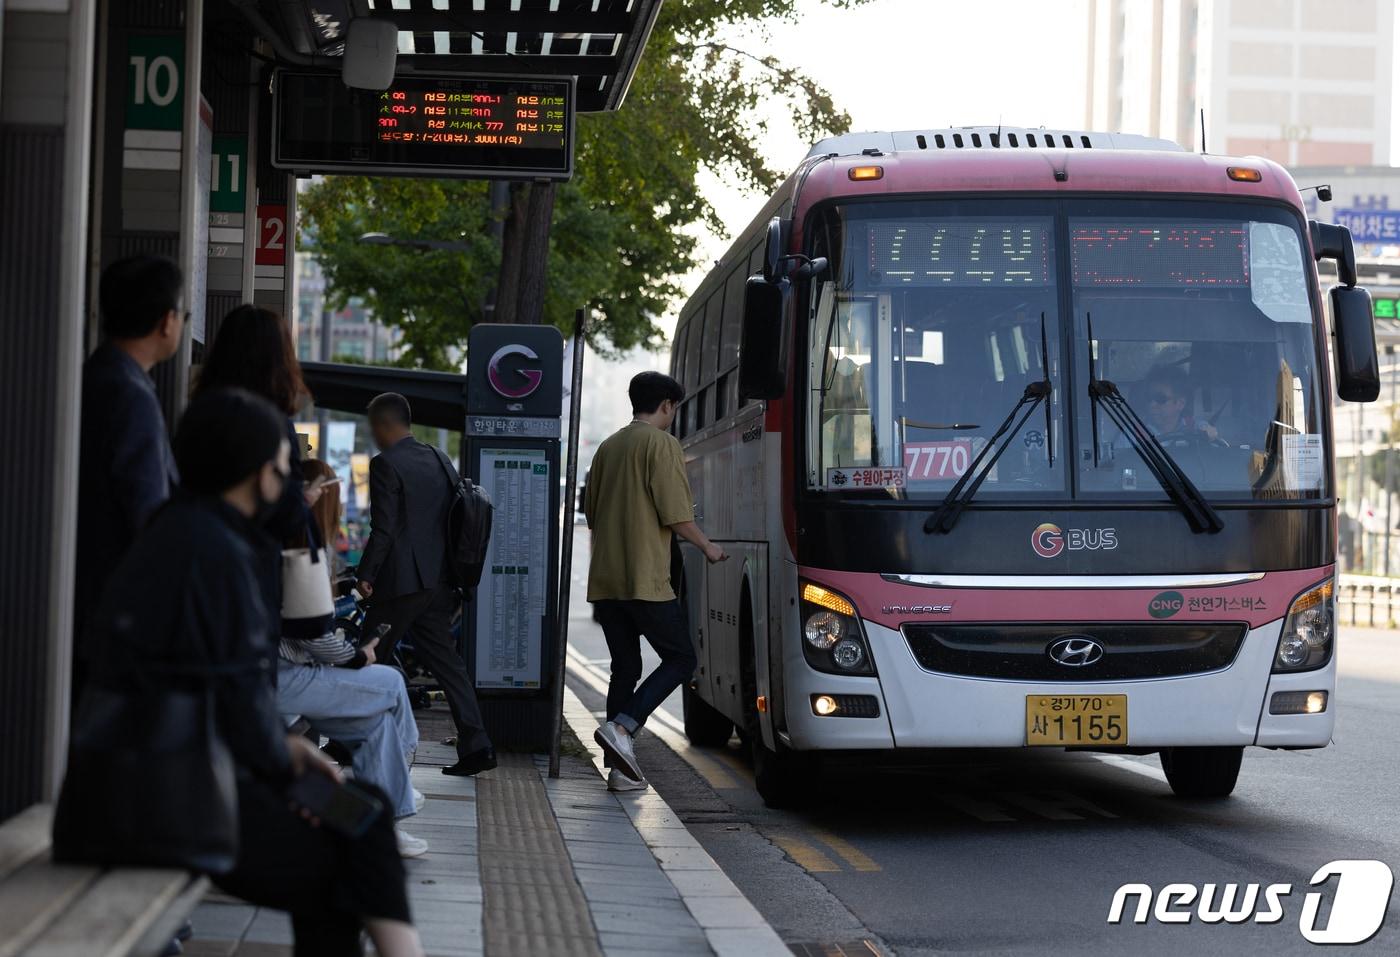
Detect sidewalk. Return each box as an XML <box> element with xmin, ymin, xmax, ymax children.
<box><xmin>182</xmin><ymin>690</ymin><xmax>789</xmax><ymax>957</ymax></box>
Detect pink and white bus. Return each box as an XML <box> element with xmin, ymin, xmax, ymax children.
<box><xmin>669</xmin><ymin>127</ymin><xmax>1379</xmax><ymax>807</ymax></box>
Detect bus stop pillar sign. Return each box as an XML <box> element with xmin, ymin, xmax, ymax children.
<box><xmin>465</xmin><ymin>325</ymin><xmax>564</xmax><ymax>718</ymax></box>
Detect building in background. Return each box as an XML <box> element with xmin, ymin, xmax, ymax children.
<box><xmin>1086</xmin><ymin>0</ymin><xmax>1394</xmax><ymax>164</ymax></box>
<box><xmin>295</xmin><ymin>253</ymin><xmax>402</xmax><ymax>363</ymax></box>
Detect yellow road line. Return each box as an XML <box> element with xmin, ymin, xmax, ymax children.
<box><xmin>771</xmin><ymin>834</ymin><xmax>841</xmax><ymax>873</ymax></box>
<box><xmin>810</xmin><ymin>829</ymin><xmax>882</xmax><ymax>872</ymax></box>
<box><xmin>706</xmin><ymin>743</ymin><xmax>756</xmax><ymax>783</ymax></box>
<box><xmin>564</xmin><ymin>646</ymin><xmax>743</xmax><ymax>791</ymax></box>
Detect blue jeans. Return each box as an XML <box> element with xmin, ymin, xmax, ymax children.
<box><xmin>592</xmin><ymin>598</ymin><xmax>698</xmax><ymax>734</ymax></box>
<box><xmin>276</xmin><ymin>661</ymin><xmax>419</xmax><ymax>819</ymax></box>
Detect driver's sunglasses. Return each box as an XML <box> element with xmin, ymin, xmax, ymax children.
<box><xmin>1149</xmin><ymin>391</ymin><xmax>1176</xmax><ymax>404</ymax></box>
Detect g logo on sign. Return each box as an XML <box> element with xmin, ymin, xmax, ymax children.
<box><xmin>487</xmin><ymin>344</ymin><xmax>544</xmax><ymax>400</ymax></box>
<box><xmin>1032</xmin><ymin>522</ymin><xmax>1063</xmax><ymax>559</ymax></box>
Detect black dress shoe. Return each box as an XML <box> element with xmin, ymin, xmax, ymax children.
<box><xmin>443</xmin><ymin>747</ymin><xmax>497</xmax><ymax>776</ymax></box>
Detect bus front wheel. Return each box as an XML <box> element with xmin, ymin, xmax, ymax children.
<box><xmin>753</xmin><ymin>736</ymin><xmax>817</xmax><ymax>809</ymax></box>
<box><xmin>683</xmin><ymin>682</ymin><xmax>735</xmax><ymax>747</ymax></box>
<box><xmin>1159</xmin><ymin>746</ymin><xmax>1243</xmax><ymax>798</ymax></box>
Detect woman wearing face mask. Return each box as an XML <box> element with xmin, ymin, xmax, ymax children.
<box><xmin>55</xmin><ymin>388</ymin><xmax>423</xmax><ymax>956</ymax></box>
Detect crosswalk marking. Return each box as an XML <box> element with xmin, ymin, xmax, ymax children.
<box><xmin>1091</xmin><ymin>753</ymin><xmax>1169</xmax><ymax>784</ymax></box>
<box><xmin>941</xmin><ymin>792</ymin><xmax>1018</xmax><ymax>822</ymax></box>
<box><xmin>996</xmin><ymin>790</ymin><xmax>1119</xmax><ymax>821</ymax></box>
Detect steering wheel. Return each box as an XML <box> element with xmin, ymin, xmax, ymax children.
<box><xmin>1158</xmin><ymin>427</ymin><xmax>1229</xmax><ymax>450</ymax></box>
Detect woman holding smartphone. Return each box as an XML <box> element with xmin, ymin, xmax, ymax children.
<box><xmin>278</xmin><ymin>458</ymin><xmax>427</xmax><ymax>857</ymax></box>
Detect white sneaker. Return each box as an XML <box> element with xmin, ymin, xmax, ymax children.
<box><xmin>413</xmin><ymin>788</ymin><xmax>425</xmax><ymax>813</ymax></box>
<box><xmin>395</xmin><ymin>828</ymin><xmax>429</xmax><ymax>859</ymax></box>
<box><xmin>594</xmin><ymin>722</ymin><xmax>643</xmax><ymax>781</ymax></box>
<box><xmin>607</xmin><ymin>768</ymin><xmax>649</xmax><ymax>792</ymax></box>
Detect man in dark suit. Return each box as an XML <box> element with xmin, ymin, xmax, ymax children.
<box><xmin>358</xmin><ymin>392</ymin><xmax>495</xmax><ymax>776</ymax></box>
<box><xmin>74</xmin><ymin>256</ymin><xmax>185</xmax><ymax>671</ymax></box>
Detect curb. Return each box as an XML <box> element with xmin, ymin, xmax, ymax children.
<box><xmin>559</xmin><ymin>684</ymin><xmax>792</xmax><ymax>957</ymax></box>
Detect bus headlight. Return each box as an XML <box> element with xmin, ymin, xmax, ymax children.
<box><xmin>800</xmin><ymin>581</ymin><xmax>875</xmax><ymax>676</ymax></box>
<box><xmin>803</xmin><ymin>611</ymin><xmax>845</xmax><ymax>650</ymax></box>
<box><xmin>831</xmin><ymin>638</ymin><xmax>866</xmax><ymax>669</ymax></box>
<box><xmin>1273</xmin><ymin>578</ymin><xmax>1334</xmax><ymax>673</ymax></box>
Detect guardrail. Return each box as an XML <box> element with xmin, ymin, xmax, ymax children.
<box><xmin>1338</xmin><ymin>574</ymin><xmax>1400</xmax><ymax>628</ymax></box>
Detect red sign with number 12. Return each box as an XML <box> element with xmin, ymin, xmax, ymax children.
<box><xmin>255</xmin><ymin>204</ymin><xmax>287</xmax><ymax>267</ymax></box>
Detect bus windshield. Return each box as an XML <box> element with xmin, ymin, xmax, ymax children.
<box><xmin>804</xmin><ymin>197</ymin><xmax>1328</xmax><ymax>504</ymax></box>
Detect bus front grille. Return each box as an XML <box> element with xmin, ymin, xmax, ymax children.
<box><xmin>900</xmin><ymin>622</ymin><xmax>1249</xmax><ymax>681</ymax></box>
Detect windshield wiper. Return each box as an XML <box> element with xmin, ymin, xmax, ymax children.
<box><xmin>925</xmin><ymin>384</ymin><xmax>1050</xmax><ymax>535</ymax></box>
<box><xmin>1085</xmin><ymin>329</ymin><xmax>1223</xmax><ymax>533</ymax></box>
<box><xmin>925</xmin><ymin>314</ymin><xmax>1055</xmax><ymax>535</ymax></box>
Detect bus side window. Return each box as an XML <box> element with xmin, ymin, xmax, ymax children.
<box><xmin>748</xmin><ymin>241</ymin><xmax>765</xmax><ymax>282</ymax></box>
<box><xmin>715</xmin><ymin>371</ymin><xmax>728</xmax><ymax>422</ymax></box>
<box><xmin>674</xmin><ymin>319</ymin><xmax>691</xmax><ymax>392</ymax></box>
<box><xmin>720</xmin><ymin>264</ymin><xmax>747</xmax><ymax>378</ymax></box>
<box><xmin>685</xmin><ymin>304</ymin><xmax>705</xmax><ymax>397</ymax></box>
<box><xmin>701</xmin><ymin>292</ymin><xmax>723</xmax><ymax>387</ymax></box>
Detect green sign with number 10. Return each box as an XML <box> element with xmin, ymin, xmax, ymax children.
<box><xmin>126</xmin><ymin>35</ymin><xmax>184</xmax><ymax>130</ymax></box>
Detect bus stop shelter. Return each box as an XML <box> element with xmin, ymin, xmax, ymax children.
<box><xmin>0</xmin><ymin>0</ymin><xmax>661</xmax><ymax>821</ymax></box>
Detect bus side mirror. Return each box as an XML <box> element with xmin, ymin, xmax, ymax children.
<box><xmin>739</xmin><ymin>276</ymin><xmax>790</xmax><ymax>401</ymax></box>
<box><xmin>1310</xmin><ymin>220</ymin><xmax>1358</xmax><ymax>287</ymax></box>
<box><xmin>1331</xmin><ymin>285</ymin><xmax>1380</xmax><ymax>402</ymax></box>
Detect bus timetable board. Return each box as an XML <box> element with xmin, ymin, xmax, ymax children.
<box><xmin>272</xmin><ymin>71</ymin><xmax>574</xmax><ymax>180</ymax></box>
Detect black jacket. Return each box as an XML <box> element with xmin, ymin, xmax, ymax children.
<box><xmin>82</xmin><ymin>493</ymin><xmax>293</xmax><ymax>786</ymax></box>
<box><xmin>358</xmin><ymin>436</ymin><xmax>454</xmax><ymax>600</ymax></box>
<box><xmin>75</xmin><ymin>343</ymin><xmax>178</xmax><ymax>640</ymax></box>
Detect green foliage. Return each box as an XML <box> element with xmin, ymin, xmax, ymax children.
<box><xmin>298</xmin><ymin>0</ymin><xmax>872</xmax><ymax>369</ymax></box>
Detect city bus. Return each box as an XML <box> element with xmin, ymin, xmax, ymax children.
<box><xmin>669</xmin><ymin>127</ymin><xmax>1380</xmax><ymax>807</ymax></box>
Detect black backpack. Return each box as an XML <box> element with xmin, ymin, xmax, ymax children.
<box><xmin>431</xmin><ymin>448</ymin><xmax>494</xmax><ymax>590</ymax></box>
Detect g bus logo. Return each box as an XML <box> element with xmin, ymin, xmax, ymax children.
<box><xmin>487</xmin><ymin>344</ymin><xmax>544</xmax><ymax>399</ymax></box>
<box><xmin>1149</xmin><ymin>590</ymin><xmax>1184</xmax><ymax>619</ymax></box>
<box><xmin>1031</xmin><ymin>523</ymin><xmax>1118</xmax><ymax>559</ymax></box>
<box><xmin>1032</xmin><ymin>523</ymin><xmax>1064</xmax><ymax>558</ymax></box>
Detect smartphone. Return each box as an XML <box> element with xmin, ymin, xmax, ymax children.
<box><xmin>287</xmin><ymin>773</ymin><xmax>383</xmax><ymax>838</ymax></box>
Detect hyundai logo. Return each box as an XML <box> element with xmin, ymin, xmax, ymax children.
<box><xmin>1047</xmin><ymin>636</ymin><xmax>1104</xmax><ymax>667</ymax></box>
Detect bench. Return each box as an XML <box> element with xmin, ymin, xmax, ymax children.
<box><xmin>0</xmin><ymin>805</ymin><xmax>208</xmax><ymax>957</ymax></box>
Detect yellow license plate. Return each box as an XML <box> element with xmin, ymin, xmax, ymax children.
<box><xmin>1025</xmin><ymin>694</ymin><xmax>1127</xmax><ymax>746</ymax></box>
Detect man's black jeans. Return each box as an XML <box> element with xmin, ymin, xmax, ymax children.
<box><xmin>593</xmin><ymin>598</ymin><xmax>698</xmax><ymax>734</ymax></box>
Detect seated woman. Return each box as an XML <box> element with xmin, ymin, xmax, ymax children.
<box><xmin>55</xmin><ymin>388</ymin><xmax>422</xmax><ymax>957</ymax></box>
<box><xmin>279</xmin><ymin>458</ymin><xmax>427</xmax><ymax>858</ymax></box>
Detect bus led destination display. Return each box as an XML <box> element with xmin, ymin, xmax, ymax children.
<box><xmin>866</xmin><ymin>221</ymin><xmax>1051</xmax><ymax>286</ymax></box>
<box><xmin>273</xmin><ymin>71</ymin><xmax>574</xmax><ymax>180</ymax></box>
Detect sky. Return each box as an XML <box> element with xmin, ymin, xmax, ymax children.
<box><xmin>579</xmin><ymin>0</ymin><xmax>1093</xmax><ymax>444</ymax></box>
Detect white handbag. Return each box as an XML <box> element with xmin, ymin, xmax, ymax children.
<box><xmin>281</xmin><ymin>546</ymin><xmax>335</xmax><ymax>621</ymax></box>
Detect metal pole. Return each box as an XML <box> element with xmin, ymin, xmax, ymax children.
<box><xmin>1357</xmin><ymin>400</ymin><xmax>1367</xmax><ymax>571</ymax></box>
<box><xmin>549</xmin><ymin>309</ymin><xmax>588</xmax><ymax>777</ymax></box>
<box><xmin>317</xmin><ymin>306</ymin><xmax>332</xmax><ymax>459</ymax></box>
<box><xmin>1388</xmin><ymin>345</ymin><xmax>1397</xmax><ymax>576</ymax></box>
